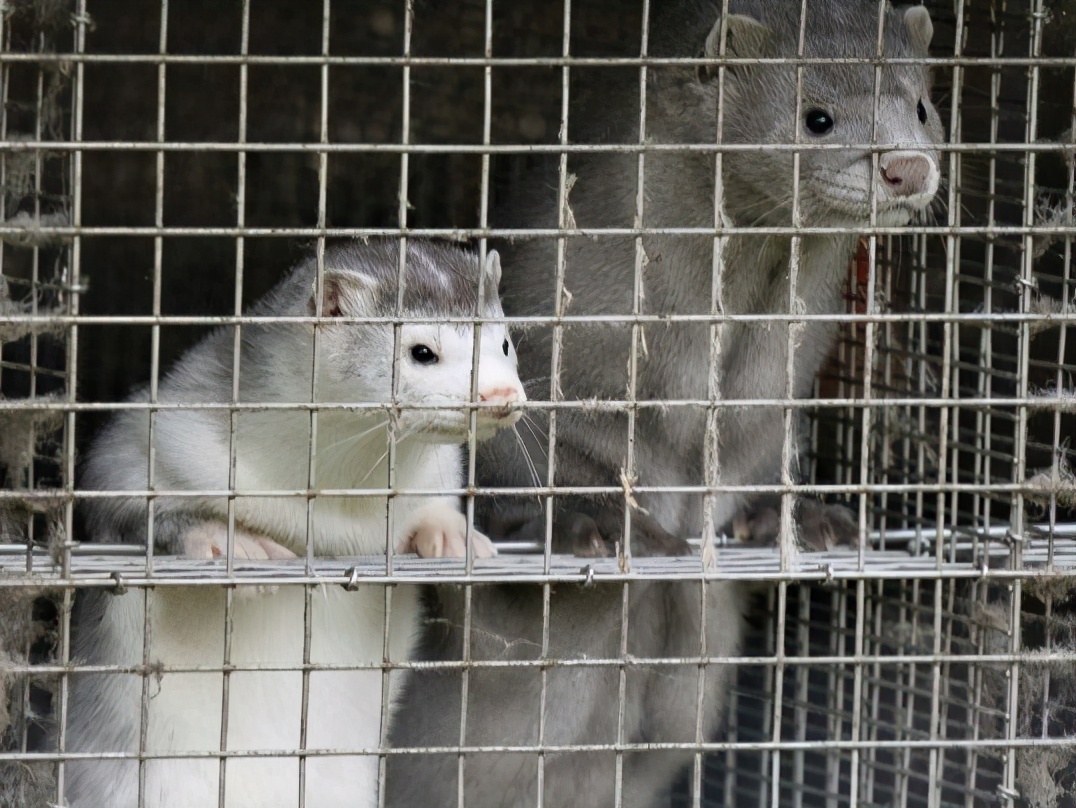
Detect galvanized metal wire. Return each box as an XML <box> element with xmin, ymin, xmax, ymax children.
<box><xmin>1</xmin><ymin>1</ymin><xmax>1075</xmax><ymax>807</ymax></box>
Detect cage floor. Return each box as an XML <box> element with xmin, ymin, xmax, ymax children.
<box><xmin>3</xmin><ymin>531</ymin><xmax>1074</xmax><ymax>588</ymax></box>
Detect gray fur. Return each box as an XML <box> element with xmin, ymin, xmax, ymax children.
<box><xmin>386</xmin><ymin>2</ymin><xmax>943</xmax><ymax>805</ymax></box>
<box><xmin>389</xmin><ymin>525</ymin><xmax>741</xmax><ymax>808</ymax></box>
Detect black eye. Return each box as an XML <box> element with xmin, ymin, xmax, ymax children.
<box><xmin>805</xmin><ymin>109</ymin><xmax>834</xmax><ymax>135</ymax></box>
<box><xmin>917</xmin><ymin>99</ymin><xmax>928</xmax><ymax>124</ymax></box>
<box><xmin>410</xmin><ymin>344</ymin><xmax>438</xmax><ymax>365</ymax></box>
<box><xmin>502</xmin><ymin>338</ymin><xmax>510</xmax><ymax>356</ymax></box>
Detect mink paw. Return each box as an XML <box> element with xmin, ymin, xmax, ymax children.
<box><xmin>795</xmin><ymin>499</ymin><xmax>861</xmax><ymax>551</ymax></box>
<box><xmin>731</xmin><ymin>497</ymin><xmax>861</xmax><ymax>551</ymax></box>
<box><xmin>181</xmin><ymin>521</ymin><xmax>298</xmax><ymax>560</ymax></box>
<box><xmin>400</xmin><ymin>502</ymin><xmax>497</xmax><ymax>559</ymax></box>
<box><xmin>180</xmin><ymin>521</ymin><xmax>297</xmax><ymax>597</ymax></box>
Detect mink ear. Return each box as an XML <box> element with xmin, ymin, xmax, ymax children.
<box><xmin>700</xmin><ymin>13</ymin><xmax>773</xmax><ymax>83</ymax></box>
<box><xmin>308</xmin><ymin>270</ymin><xmax>378</xmax><ymax>320</ymax></box>
<box><xmin>483</xmin><ymin>249</ymin><xmax>502</xmax><ymax>289</ymax></box>
<box><xmin>903</xmin><ymin>6</ymin><xmax>934</xmax><ymax>55</ymax></box>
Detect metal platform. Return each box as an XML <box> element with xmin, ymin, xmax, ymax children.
<box><xmin>3</xmin><ymin>527</ymin><xmax>1074</xmax><ymax>589</ymax></box>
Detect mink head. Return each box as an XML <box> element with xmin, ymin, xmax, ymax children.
<box><xmin>697</xmin><ymin>0</ymin><xmax>944</xmax><ymax>227</ymax></box>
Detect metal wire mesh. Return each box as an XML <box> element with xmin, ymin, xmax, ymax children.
<box><xmin>1</xmin><ymin>1</ymin><xmax>1075</xmax><ymax>807</ymax></box>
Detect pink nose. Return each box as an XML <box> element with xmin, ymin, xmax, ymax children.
<box><xmin>878</xmin><ymin>152</ymin><xmax>934</xmax><ymax>197</ymax></box>
<box><xmin>478</xmin><ymin>386</ymin><xmax>522</xmax><ymax>419</ymax></box>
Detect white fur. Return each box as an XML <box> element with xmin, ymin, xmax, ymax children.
<box><xmin>74</xmin><ymin>582</ymin><xmax>416</xmax><ymax>808</ymax></box>
<box><xmin>66</xmin><ymin>242</ymin><xmax>525</xmax><ymax>808</ymax></box>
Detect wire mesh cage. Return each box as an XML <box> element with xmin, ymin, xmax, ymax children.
<box><xmin>1</xmin><ymin>1</ymin><xmax>1075</xmax><ymax>807</ymax></box>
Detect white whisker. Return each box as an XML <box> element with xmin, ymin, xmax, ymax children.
<box><xmin>512</xmin><ymin>425</ymin><xmax>543</xmax><ymax>489</ymax></box>
<box><xmin>355</xmin><ymin>446</ymin><xmax>391</xmax><ymax>486</ymax></box>
<box><xmin>519</xmin><ymin>413</ymin><xmax>549</xmax><ymax>461</ymax></box>
<box><xmin>318</xmin><ymin>419</ymin><xmax>389</xmax><ymax>458</ymax></box>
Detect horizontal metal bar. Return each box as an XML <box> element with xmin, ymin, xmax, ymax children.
<box><xmin>1</xmin><ymin>139</ymin><xmax>1072</xmax><ymax>155</ymax></box>
<box><xmin>2</xmin><ymin>538</ymin><xmax>1074</xmax><ymax>586</ymax></box>
<box><xmin>4</xmin><ymin>734</ymin><xmax>1074</xmax><ymax>763</ymax></box>
<box><xmin>3</xmin><ymin>311</ymin><xmax>1074</xmax><ymax>328</ymax></box>
<box><xmin>9</xmin><ymin>645</ymin><xmax>1076</xmax><ymax>677</ymax></box>
<box><xmin>1</xmin><ymin>395</ymin><xmax>1073</xmax><ymax>416</ymax></box>
<box><xmin>0</xmin><ymin>224</ymin><xmax>1069</xmax><ymax>241</ymax></box>
<box><xmin>2</xmin><ymin>480</ymin><xmax>1072</xmax><ymax>501</ymax></box>
<box><xmin>7</xmin><ymin>526</ymin><xmax>1073</xmax><ymax>561</ymax></box>
<box><xmin>2</xmin><ymin>53</ymin><xmax>1076</xmax><ymax>67</ymax></box>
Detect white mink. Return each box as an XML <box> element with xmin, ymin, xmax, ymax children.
<box><xmin>64</xmin><ymin>239</ymin><xmax>526</xmax><ymax>808</ymax></box>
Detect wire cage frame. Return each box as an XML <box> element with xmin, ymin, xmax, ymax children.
<box><xmin>0</xmin><ymin>1</ymin><xmax>1074</xmax><ymax>807</ymax></box>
